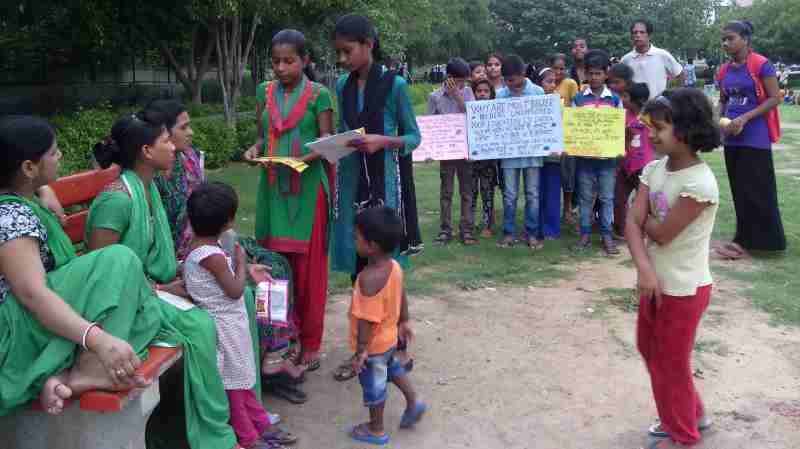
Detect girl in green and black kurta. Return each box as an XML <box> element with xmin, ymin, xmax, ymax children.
<box><xmin>243</xmin><ymin>30</ymin><xmax>334</xmax><ymax>372</ymax></box>
<box><xmin>86</xmin><ymin>112</ymin><xmax>276</xmax><ymax>449</ymax></box>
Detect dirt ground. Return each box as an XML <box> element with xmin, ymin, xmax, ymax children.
<box><xmin>266</xmin><ymin>256</ymin><xmax>800</xmax><ymax>449</ymax></box>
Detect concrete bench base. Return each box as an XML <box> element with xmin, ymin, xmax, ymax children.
<box><xmin>0</xmin><ymin>380</ymin><xmax>160</xmax><ymax>449</ymax></box>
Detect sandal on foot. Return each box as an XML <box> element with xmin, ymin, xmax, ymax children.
<box><xmin>497</xmin><ymin>235</ymin><xmax>515</xmax><ymax>248</ymax></box>
<box><xmin>433</xmin><ymin>232</ymin><xmax>453</xmax><ymax>246</ymax></box>
<box><xmin>526</xmin><ymin>237</ymin><xmax>544</xmax><ymax>250</ymax></box>
<box><xmin>350</xmin><ymin>423</ymin><xmax>390</xmax><ymax>445</ymax></box>
<box><xmin>264</xmin><ymin>383</ymin><xmax>307</xmax><ymax>404</ymax></box>
<box><xmin>648</xmin><ymin>416</ymin><xmax>712</xmax><ymax>438</ymax></box>
<box><xmin>333</xmin><ymin>359</ymin><xmax>357</xmax><ymax>382</ymax></box>
<box><xmin>399</xmin><ymin>401</ymin><xmax>428</xmax><ymax>429</ymax></box>
<box><xmin>262</xmin><ymin>428</ymin><xmax>298</xmax><ymax>445</ymax></box>
<box><xmin>461</xmin><ymin>235</ymin><xmax>479</xmax><ymax>246</ymax></box>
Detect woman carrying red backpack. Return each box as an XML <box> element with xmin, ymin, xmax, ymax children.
<box><xmin>716</xmin><ymin>20</ymin><xmax>785</xmax><ymax>260</ymax></box>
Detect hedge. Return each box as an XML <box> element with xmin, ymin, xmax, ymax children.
<box><xmin>50</xmin><ymin>106</ymin><xmax>259</xmax><ymax>175</ymax></box>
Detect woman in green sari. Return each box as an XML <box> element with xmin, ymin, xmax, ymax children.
<box><xmin>0</xmin><ymin>116</ymin><xmax>164</xmax><ymax>416</ymax></box>
<box><xmin>84</xmin><ymin>112</ymin><xmax>274</xmax><ymax>449</ymax></box>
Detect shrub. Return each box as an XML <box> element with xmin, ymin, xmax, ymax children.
<box><xmin>192</xmin><ymin>118</ymin><xmax>238</xmax><ymax>169</ymax></box>
<box><xmin>51</xmin><ymin>106</ymin><xmax>121</xmax><ymax>174</ymax></box>
<box><xmin>233</xmin><ymin>119</ymin><xmax>258</xmax><ymax>161</ymax></box>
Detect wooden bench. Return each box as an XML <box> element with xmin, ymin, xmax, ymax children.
<box><xmin>0</xmin><ymin>166</ymin><xmax>183</xmax><ymax>449</ymax></box>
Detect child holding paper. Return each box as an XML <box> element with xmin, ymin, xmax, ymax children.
<box><xmin>469</xmin><ymin>61</ymin><xmax>487</xmax><ymax>85</ymax></box>
<box><xmin>184</xmin><ymin>182</ymin><xmax>297</xmax><ymax>449</ymax></box>
<box><xmin>243</xmin><ymin>29</ymin><xmax>334</xmax><ymax>370</ymax></box>
<box><xmin>613</xmin><ymin>82</ymin><xmax>654</xmax><ymax>239</ymax></box>
<box><xmin>571</xmin><ymin>49</ymin><xmax>623</xmax><ymax>256</ymax></box>
<box><xmin>429</xmin><ymin>57</ymin><xmax>477</xmax><ymax>246</ymax></box>
<box><xmin>496</xmin><ymin>55</ymin><xmax>546</xmax><ymax>249</ymax></box>
<box><xmin>535</xmin><ymin>67</ymin><xmax>562</xmax><ymax>240</ymax></box>
<box><xmin>627</xmin><ymin>88</ymin><xmax>720</xmax><ymax>448</ymax></box>
<box><xmin>470</xmin><ymin>79</ymin><xmax>499</xmax><ymax>238</ymax></box>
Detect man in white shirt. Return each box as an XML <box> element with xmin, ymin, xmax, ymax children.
<box><xmin>621</xmin><ymin>19</ymin><xmax>685</xmax><ymax>99</ymax></box>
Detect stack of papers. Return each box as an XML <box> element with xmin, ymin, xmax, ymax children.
<box><xmin>251</xmin><ymin>157</ymin><xmax>309</xmax><ymax>173</ymax></box>
<box><xmin>306</xmin><ymin>128</ymin><xmax>365</xmax><ymax>163</ymax></box>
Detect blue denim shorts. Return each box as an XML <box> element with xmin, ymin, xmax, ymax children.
<box><xmin>358</xmin><ymin>348</ymin><xmax>407</xmax><ymax>407</ymax></box>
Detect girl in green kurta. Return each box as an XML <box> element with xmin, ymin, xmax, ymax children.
<box><xmin>0</xmin><ymin>116</ymin><xmax>164</xmax><ymax>416</ymax></box>
<box><xmin>85</xmin><ymin>112</ymin><xmax>275</xmax><ymax>449</ymax></box>
<box><xmin>243</xmin><ymin>29</ymin><xmax>334</xmax><ymax>371</ymax></box>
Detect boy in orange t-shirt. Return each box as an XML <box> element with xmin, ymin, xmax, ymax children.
<box><xmin>348</xmin><ymin>206</ymin><xmax>427</xmax><ymax>445</ymax></box>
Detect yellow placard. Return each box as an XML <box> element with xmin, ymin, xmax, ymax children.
<box><xmin>563</xmin><ymin>107</ymin><xmax>625</xmax><ymax>158</ymax></box>
<box><xmin>252</xmin><ymin>157</ymin><xmax>309</xmax><ymax>173</ymax></box>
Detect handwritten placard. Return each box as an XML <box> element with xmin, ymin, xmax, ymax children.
<box><xmin>466</xmin><ymin>94</ymin><xmax>563</xmax><ymax>160</ymax></box>
<box><xmin>412</xmin><ymin>114</ymin><xmax>468</xmax><ymax>162</ymax></box>
<box><xmin>563</xmin><ymin>107</ymin><xmax>625</xmax><ymax>158</ymax></box>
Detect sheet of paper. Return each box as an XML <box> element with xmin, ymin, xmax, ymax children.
<box><xmin>412</xmin><ymin>114</ymin><xmax>469</xmax><ymax>162</ymax></box>
<box><xmin>306</xmin><ymin>128</ymin><xmax>365</xmax><ymax>163</ymax></box>
<box><xmin>157</xmin><ymin>290</ymin><xmax>196</xmax><ymax>311</ymax></box>
<box><xmin>466</xmin><ymin>94</ymin><xmax>564</xmax><ymax>160</ymax></box>
<box><xmin>563</xmin><ymin>107</ymin><xmax>625</xmax><ymax>158</ymax></box>
<box><xmin>251</xmin><ymin>156</ymin><xmax>309</xmax><ymax>173</ymax></box>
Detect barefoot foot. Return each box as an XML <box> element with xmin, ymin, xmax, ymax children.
<box><xmin>41</xmin><ymin>374</ymin><xmax>73</xmax><ymax>415</ymax></box>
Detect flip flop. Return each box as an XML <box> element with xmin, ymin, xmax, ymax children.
<box><xmin>399</xmin><ymin>401</ymin><xmax>428</xmax><ymax>429</ymax></box>
<box><xmin>350</xmin><ymin>423</ymin><xmax>390</xmax><ymax>446</ymax></box>
<box><xmin>262</xmin><ymin>428</ymin><xmax>298</xmax><ymax>445</ymax></box>
<box><xmin>264</xmin><ymin>383</ymin><xmax>307</xmax><ymax>404</ymax></box>
<box><xmin>333</xmin><ymin>361</ymin><xmax>357</xmax><ymax>382</ymax></box>
<box><xmin>648</xmin><ymin>416</ymin><xmax>712</xmax><ymax>438</ymax></box>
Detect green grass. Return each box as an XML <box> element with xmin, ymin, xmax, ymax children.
<box><xmin>210</xmin><ymin>89</ymin><xmax>800</xmax><ymax>326</ymax></box>
<box><xmin>703</xmin><ymin>123</ymin><xmax>800</xmax><ymax>326</ymax></box>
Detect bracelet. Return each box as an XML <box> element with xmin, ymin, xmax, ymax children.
<box><xmin>81</xmin><ymin>322</ymin><xmax>100</xmax><ymax>351</ymax></box>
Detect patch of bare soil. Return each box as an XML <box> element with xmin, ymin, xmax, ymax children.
<box><xmin>264</xmin><ymin>258</ymin><xmax>800</xmax><ymax>449</ymax></box>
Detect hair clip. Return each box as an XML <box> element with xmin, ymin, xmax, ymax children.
<box><xmin>538</xmin><ymin>67</ymin><xmax>552</xmax><ymax>77</ymax></box>
<box><xmin>654</xmin><ymin>95</ymin><xmax>673</xmax><ymax>111</ymax></box>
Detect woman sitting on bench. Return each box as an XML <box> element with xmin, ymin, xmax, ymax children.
<box><xmin>84</xmin><ymin>111</ymin><xmax>283</xmax><ymax>449</ymax></box>
<box><xmin>0</xmin><ymin>116</ymin><xmax>166</xmax><ymax>416</ymax></box>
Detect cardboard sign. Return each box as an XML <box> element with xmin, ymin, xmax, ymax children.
<box><xmin>466</xmin><ymin>94</ymin><xmax>563</xmax><ymax>160</ymax></box>
<box><xmin>412</xmin><ymin>114</ymin><xmax>469</xmax><ymax>162</ymax></box>
<box><xmin>563</xmin><ymin>107</ymin><xmax>625</xmax><ymax>158</ymax></box>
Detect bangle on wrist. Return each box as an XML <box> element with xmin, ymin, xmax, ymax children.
<box><xmin>82</xmin><ymin>322</ymin><xmax>100</xmax><ymax>351</ymax></box>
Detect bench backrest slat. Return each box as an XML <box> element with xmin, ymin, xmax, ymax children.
<box><xmin>50</xmin><ymin>166</ymin><xmax>120</xmax><ymax>208</ymax></box>
<box><xmin>49</xmin><ymin>166</ymin><xmax>120</xmax><ymax>245</ymax></box>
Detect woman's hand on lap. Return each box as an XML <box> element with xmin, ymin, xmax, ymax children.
<box><xmin>161</xmin><ymin>278</ymin><xmax>189</xmax><ymax>298</ymax></box>
<box><xmin>247</xmin><ymin>263</ymin><xmax>273</xmax><ymax>284</ymax></box>
<box><xmin>87</xmin><ymin>328</ymin><xmax>142</xmax><ymax>386</ymax></box>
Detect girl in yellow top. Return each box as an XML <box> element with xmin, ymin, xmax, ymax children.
<box><xmin>550</xmin><ymin>53</ymin><xmax>580</xmax><ymax>222</ymax></box>
<box><xmin>626</xmin><ymin>88</ymin><xmax>720</xmax><ymax>449</ymax></box>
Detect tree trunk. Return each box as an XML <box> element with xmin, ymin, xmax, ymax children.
<box><xmin>158</xmin><ymin>25</ymin><xmax>216</xmax><ymax>105</ymax></box>
<box><xmin>215</xmin><ymin>13</ymin><xmax>260</xmax><ymax>127</ymax></box>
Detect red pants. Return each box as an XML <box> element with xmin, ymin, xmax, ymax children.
<box><xmin>287</xmin><ymin>186</ymin><xmax>329</xmax><ymax>353</ymax></box>
<box><xmin>637</xmin><ymin>284</ymin><xmax>711</xmax><ymax>446</ymax></box>
<box><xmin>226</xmin><ymin>389</ymin><xmax>270</xmax><ymax>447</ymax></box>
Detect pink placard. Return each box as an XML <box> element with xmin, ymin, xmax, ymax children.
<box><xmin>412</xmin><ymin>113</ymin><xmax>468</xmax><ymax>162</ymax></box>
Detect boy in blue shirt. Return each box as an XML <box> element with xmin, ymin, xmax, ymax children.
<box><xmin>496</xmin><ymin>55</ymin><xmax>546</xmax><ymax>249</ymax></box>
<box><xmin>571</xmin><ymin>49</ymin><xmax>622</xmax><ymax>256</ymax></box>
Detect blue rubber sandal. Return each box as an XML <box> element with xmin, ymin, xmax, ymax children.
<box><xmin>350</xmin><ymin>423</ymin><xmax>390</xmax><ymax>446</ymax></box>
<box><xmin>399</xmin><ymin>401</ymin><xmax>428</xmax><ymax>429</ymax></box>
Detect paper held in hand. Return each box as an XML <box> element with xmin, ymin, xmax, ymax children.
<box><xmin>306</xmin><ymin>128</ymin><xmax>366</xmax><ymax>163</ymax></box>
<box><xmin>251</xmin><ymin>157</ymin><xmax>309</xmax><ymax>173</ymax></box>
